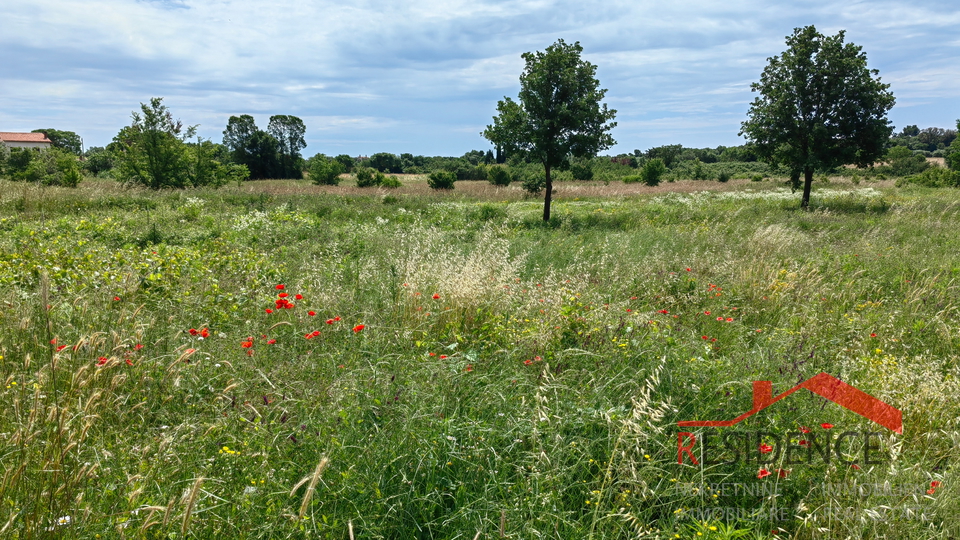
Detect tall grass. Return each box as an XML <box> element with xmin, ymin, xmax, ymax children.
<box><xmin>0</xmin><ymin>178</ymin><xmax>957</xmax><ymax>538</ymax></box>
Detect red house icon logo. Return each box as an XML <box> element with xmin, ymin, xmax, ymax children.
<box><xmin>678</xmin><ymin>372</ymin><xmax>902</xmax><ymax>434</ymax></box>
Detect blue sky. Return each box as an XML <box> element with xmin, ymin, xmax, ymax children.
<box><xmin>2</xmin><ymin>0</ymin><xmax>958</xmax><ymax>157</ymax></box>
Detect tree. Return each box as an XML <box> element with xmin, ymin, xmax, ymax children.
<box><xmin>267</xmin><ymin>115</ymin><xmax>306</xmax><ymax>178</ymax></box>
<box><xmin>113</xmin><ymin>98</ymin><xmax>196</xmax><ymax>189</ymax></box>
<box><xmin>483</xmin><ymin>39</ymin><xmax>617</xmax><ymax>220</ymax></box>
<box><xmin>84</xmin><ymin>146</ymin><xmax>114</xmax><ymax>176</ymax></box>
<box><xmin>32</xmin><ymin>129</ymin><xmax>83</xmax><ymax>155</ymax></box>
<box><xmin>222</xmin><ymin>115</ymin><xmax>282</xmax><ymax>179</ymax></box>
<box><xmin>948</xmin><ymin>120</ymin><xmax>960</xmax><ymax>171</ymax></box>
<box><xmin>307</xmin><ymin>154</ymin><xmax>346</xmax><ymax>185</ymax></box>
<box><xmin>740</xmin><ymin>26</ymin><xmax>895</xmax><ymax>208</ymax></box>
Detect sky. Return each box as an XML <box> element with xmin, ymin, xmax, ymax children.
<box><xmin>2</xmin><ymin>0</ymin><xmax>959</xmax><ymax>157</ymax></box>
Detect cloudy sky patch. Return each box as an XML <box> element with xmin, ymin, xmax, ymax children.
<box><xmin>2</xmin><ymin>0</ymin><xmax>958</xmax><ymax>156</ymax></box>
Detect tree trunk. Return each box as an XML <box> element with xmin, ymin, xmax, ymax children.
<box><xmin>801</xmin><ymin>166</ymin><xmax>814</xmax><ymax>209</ymax></box>
<box><xmin>543</xmin><ymin>164</ymin><xmax>552</xmax><ymax>221</ymax></box>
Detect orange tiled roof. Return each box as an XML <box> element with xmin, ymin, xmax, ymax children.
<box><xmin>0</xmin><ymin>132</ymin><xmax>53</xmax><ymax>143</ymax></box>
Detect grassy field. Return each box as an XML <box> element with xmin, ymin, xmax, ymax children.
<box><xmin>1</xmin><ymin>176</ymin><xmax>957</xmax><ymax>539</ymax></box>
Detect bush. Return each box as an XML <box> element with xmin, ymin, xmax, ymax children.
<box><xmin>640</xmin><ymin>158</ymin><xmax>666</xmax><ymax>186</ymax></box>
<box><xmin>570</xmin><ymin>162</ymin><xmax>593</xmax><ymax>180</ymax></box>
<box><xmin>487</xmin><ymin>165</ymin><xmax>512</xmax><ymax>186</ymax></box>
<box><xmin>750</xmin><ymin>173</ymin><xmax>763</xmax><ymax>182</ymax></box>
<box><xmin>5</xmin><ymin>147</ymin><xmax>83</xmax><ymax>187</ymax></box>
<box><xmin>381</xmin><ymin>175</ymin><xmax>402</xmax><ymax>188</ymax></box>
<box><xmin>307</xmin><ymin>155</ymin><xmax>346</xmax><ymax>186</ymax></box>
<box><xmin>520</xmin><ymin>172</ymin><xmax>546</xmax><ymax>194</ymax></box>
<box><xmin>717</xmin><ymin>170</ymin><xmax>731</xmax><ymax>183</ymax></box>
<box><xmin>622</xmin><ymin>174</ymin><xmax>642</xmax><ymax>184</ymax></box>
<box><xmin>355</xmin><ymin>167</ymin><xmax>381</xmax><ymax>187</ymax></box>
<box><xmin>427</xmin><ymin>170</ymin><xmax>456</xmax><ymax>190</ymax></box>
<box><xmin>896</xmin><ymin>167</ymin><xmax>960</xmax><ymax>188</ymax></box>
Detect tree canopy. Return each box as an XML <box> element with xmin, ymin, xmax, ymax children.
<box><xmin>483</xmin><ymin>39</ymin><xmax>616</xmax><ymax>220</ymax></box>
<box><xmin>223</xmin><ymin>115</ymin><xmax>282</xmax><ymax>179</ymax></box>
<box><xmin>32</xmin><ymin>128</ymin><xmax>83</xmax><ymax>155</ymax></box>
<box><xmin>740</xmin><ymin>26</ymin><xmax>895</xmax><ymax>207</ymax></box>
<box><xmin>268</xmin><ymin>115</ymin><xmax>306</xmax><ymax>179</ymax></box>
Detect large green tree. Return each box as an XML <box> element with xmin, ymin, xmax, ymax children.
<box><xmin>113</xmin><ymin>98</ymin><xmax>196</xmax><ymax>189</ymax></box>
<box><xmin>740</xmin><ymin>26</ymin><xmax>895</xmax><ymax>208</ymax></box>
<box><xmin>267</xmin><ymin>115</ymin><xmax>306</xmax><ymax>179</ymax></box>
<box><xmin>222</xmin><ymin>115</ymin><xmax>282</xmax><ymax>179</ymax></box>
<box><xmin>483</xmin><ymin>39</ymin><xmax>617</xmax><ymax>221</ymax></box>
<box><xmin>32</xmin><ymin>128</ymin><xmax>83</xmax><ymax>155</ymax></box>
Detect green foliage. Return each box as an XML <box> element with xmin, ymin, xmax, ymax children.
<box><xmin>83</xmin><ymin>146</ymin><xmax>113</xmax><ymax>176</ymax></box>
<box><xmin>187</xmin><ymin>138</ymin><xmax>230</xmax><ymax>188</ymax></box>
<box><xmin>427</xmin><ymin>170</ymin><xmax>456</xmax><ymax>190</ymax></box>
<box><xmin>896</xmin><ymin>167</ymin><xmax>960</xmax><ymax>188</ymax></box>
<box><xmin>335</xmin><ymin>154</ymin><xmax>356</xmax><ymax>172</ymax></box>
<box><xmin>640</xmin><ymin>158</ymin><xmax>667</xmax><ymax>186</ymax></box>
<box><xmin>307</xmin><ymin>154</ymin><xmax>346</xmax><ymax>186</ymax></box>
<box><xmin>113</xmin><ymin>98</ymin><xmax>197</xmax><ymax>190</ymax></box>
<box><xmin>369</xmin><ymin>152</ymin><xmax>403</xmax><ymax>173</ymax></box>
<box><xmin>521</xmin><ymin>171</ymin><xmax>546</xmax><ymax>193</ymax></box>
<box><xmin>487</xmin><ymin>164</ymin><xmax>512</xmax><ymax>186</ymax></box>
<box><xmin>717</xmin><ymin>170</ymin><xmax>732</xmax><ymax>183</ymax></box>
<box><xmin>751</xmin><ymin>173</ymin><xmax>764</xmax><ymax>182</ymax></box>
<box><xmin>354</xmin><ymin>167</ymin><xmax>380</xmax><ymax>187</ymax></box>
<box><xmin>380</xmin><ymin>175</ymin><xmax>402</xmax><ymax>188</ymax></box>
<box><xmin>483</xmin><ymin>39</ymin><xmax>616</xmax><ymax>220</ymax></box>
<box><xmin>570</xmin><ymin>161</ymin><xmax>594</xmax><ymax>180</ymax></box>
<box><xmin>621</xmin><ymin>174</ymin><xmax>642</xmax><ymax>184</ymax></box>
<box><xmin>948</xmin><ymin>120</ymin><xmax>960</xmax><ymax>171</ymax></box>
<box><xmin>4</xmin><ymin>147</ymin><xmax>82</xmax><ymax>186</ymax></box>
<box><xmin>646</xmin><ymin>144</ymin><xmax>683</xmax><ymax>168</ymax></box>
<box><xmin>741</xmin><ymin>25</ymin><xmax>895</xmax><ymax>207</ymax></box>
<box><xmin>222</xmin><ymin>115</ymin><xmax>282</xmax><ymax>180</ymax></box>
<box><xmin>32</xmin><ymin>128</ymin><xmax>83</xmax><ymax>155</ymax></box>
<box><xmin>881</xmin><ymin>146</ymin><xmax>930</xmax><ymax>177</ymax></box>
<box><xmin>267</xmin><ymin>115</ymin><xmax>306</xmax><ymax>179</ymax></box>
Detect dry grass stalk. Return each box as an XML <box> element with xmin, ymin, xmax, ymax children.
<box><xmin>296</xmin><ymin>456</ymin><xmax>330</xmax><ymax>519</ymax></box>
<box><xmin>181</xmin><ymin>476</ymin><xmax>204</xmax><ymax>536</ymax></box>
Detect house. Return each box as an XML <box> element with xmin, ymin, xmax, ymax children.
<box><xmin>0</xmin><ymin>132</ymin><xmax>53</xmax><ymax>150</ymax></box>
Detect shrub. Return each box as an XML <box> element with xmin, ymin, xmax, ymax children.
<box><xmin>640</xmin><ymin>158</ymin><xmax>666</xmax><ymax>186</ymax></box>
<box><xmin>307</xmin><ymin>155</ymin><xmax>346</xmax><ymax>185</ymax></box>
<box><xmin>5</xmin><ymin>147</ymin><xmax>83</xmax><ymax>187</ymax></box>
<box><xmin>427</xmin><ymin>170</ymin><xmax>456</xmax><ymax>190</ymax></box>
<box><xmin>487</xmin><ymin>165</ymin><xmax>512</xmax><ymax>186</ymax></box>
<box><xmin>716</xmin><ymin>170</ymin><xmax>732</xmax><ymax>183</ymax></box>
<box><xmin>381</xmin><ymin>175</ymin><xmax>402</xmax><ymax>188</ymax></box>
<box><xmin>896</xmin><ymin>167</ymin><xmax>960</xmax><ymax>188</ymax></box>
<box><xmin>570</xmin><ymin>162</ymin><xmax>593</xmax><ymax>180</ymax></box>
<box><xmin>355</xmin><ymin>167</ymin><xmax>381</xmax><ymax>187</ymax></box>
<box><xmin>750</xmin><ymin>173</ymin><xmax>763</xmax><ymax>182</ymax></box>
<box><xmin>521</xmin><ymin>172</ymin><xmax>545</xmax><ymax>194</ymax></box>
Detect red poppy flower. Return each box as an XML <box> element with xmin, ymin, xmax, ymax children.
<box><xmin>429</xmin><ymin>352</ymin><xmax>436</xmax><ymax>356</ymax></box>
<box><xmin>524</xmin><ymin>359</ymin><xmax>533</xmax><ymax>365</ymax></box>
<box><xmin>440</xmin><ymin>355</ymin><xmax>448</xmax><ymax>359</ymax></box>
<box><xmin>56</xmin><ymin>345</ymin><xmax>67</xmax><ymax>352</ymax></box>
<box><xmin>630</xmin><ymin>296</ymin><xmax>637</xmax><ymax>300</ymax></box>
<box><xmin>265</xmin><ymin>308</ymin><xmax>273</xmax><ymax>314</ymax></box>
<box><xmin>851</xmin><ymin>463</ymin><xmax>861</xmax><ymax>470</ymax></box>
<box><xmin>50</xmin><ymin>338</ymin><xmax>57</xmax><ymax>344</ymax></box>
<box><xmin>799</xmin><ymin>440</ymin><xmax>809</xmax><ymax>447</ymax></box>
<box><xmin>726</xmin><ymin>317</ymin><xmax>734</xmax><ymax>322</ymax></box>
<box><xmin>276</xmin><ymin>284</ymin><xmax>285</xmax><ymax>290</ymax></box>
<box><xmin>931</xmin><ymin>481</ymin><xmax>942</xmax><ymax>488</ymax></box>
<box><xmin>685</xmin><ymin>268</ymin><xmax>691</xmax><ymax>271</ymax></box>
<box><xmin>241</xmin><ymin>340</ymin><xmax>253</xmax><ymax>348</ymax></box>
<box><xmin>701</xmin><ymin>335</ymin><xmax>708</xmax><ymax>340</ymax></box>
<box><xmin>353</xmin><ymin>325</ymin><xmax>364</xmax><ymax>333</ymax></box>
<box><xmin>870</xmin><ymin>333</ymin><xmax>877</xmax><ymax>338</ymax></box>
<box><xmin>125</xmin><ymin>358</ymin><xmax>134</xmax><ymax>366</ymax></box>
<box><xmin>658</xmin><ymin>309</ymin><xmax>669</xmax><ymax>314</ymax></box>
<box><xmin>267</xmin><ymin>339</ymin><xmax>276</xmax><ymax>345</ymax></box>
<box><xmin>308</xmin><ymin>311</ymin><xmax>316</xmax><ymax>316</ymax></box>
<box><xmin>717</xmin><ymin>317</ymin><xmax>723</xmax><ymax>321</ymax></box>
<box><xmin>96</xmin><ymin>356</ymin><xmax>108</xmax><ymax>366</ymax></box>
<box><xmin>757</xmin><ymin>469</ymin><xmax>771</xmax><ymax>479</ymax></box>
<box><xmin>800</xmin><ymin>426</ymin><xmax>810</xmax><ymax>433</ymax></box>
<box><xmin>704</xmin><ymin>311</ymin><xmax>711</xmax><ymax>315</ymax></box>
<box><xmin>134</xmin><ymin>343</ymin><xmax>143</xmax><ymax>350</ymax></box>
<box><xmin>334</xmin><ymin>316</ymin><xmax>341</xmax><ymax>321</ymax></box>
<box><xmin>295</xmin><ymin>294</ymin><xmax>303</xmax><ymax>300</ymax></box>
<box><xmin>465</xmin><ymin>364</ymin><xmax>473</xmax><ymax>372</ymax></box>
<box><xmin>777</xmin><ymin>468</ymin><xmax>789</xmax><ymax>478</ymax></box>
<box><xmin>113</xmin><ymin>296</ymin><xmax>121</xmax><ymax>302</ymax></box>
<box><xmin>927</xmin><ymin>488</ymin><xmax>936</xmax><ymax>495</ymax></box>
<box><xmin>326</xmin><ymin>318</ymin><xmax>334</xmax><ymax>324</ymax></box>
<box><xmin>821</xmin><ymin>423</ymin><xmax>834</xmax><ymax>429</ymax></box>
<box><xmin>200</xmin><ymin>328</ymin><xmax>209</xmax><ymax>338</ymax></box>
<box><xmin>534</xmin><ymin>356</ymin><xmax>542</xmax><ymax>362</ymax></box>
<box><xmin>432</xmin><ymin>293</ymin><xmax>440</xmax><ymax>299</ymax></box>
<box><xmin>312</xmin><ymin>330</ymin><xmax>320</xmax><ymax>337</ymax></box>
<box><xmin>278</xmin><ymin>292</ymin><xmax>289</xmax><ymax>298</ymax></box>
<box><xmin>759</xmin><ymin>444</ymin><xmax>773</xmax><ymax>454</ymax></box>
<box><xmin>189</xmin><ymin>328</ymin><xmax>199</xmax><ymax>336</ymax></box>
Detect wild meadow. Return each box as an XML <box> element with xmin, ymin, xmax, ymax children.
<box><xmin>1</xmin><ymin>176</ymin><xmax>958</xmax><ymax>539</ymax></box>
